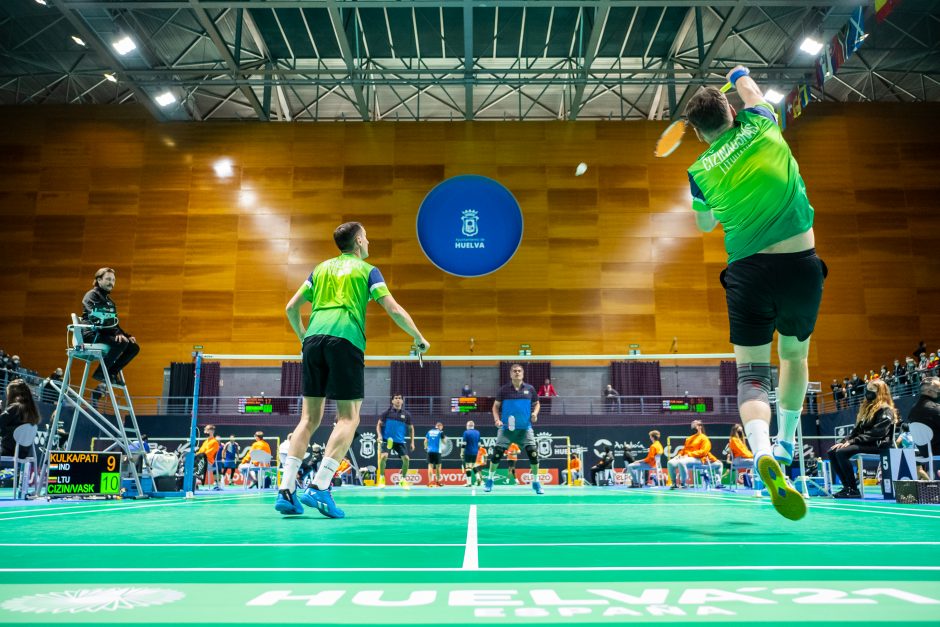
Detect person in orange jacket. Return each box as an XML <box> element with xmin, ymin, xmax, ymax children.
<box><xmin>628</xmin><ymin>430</ymin><xmax>664</xmax><ymax>487</ymax></box>
<box><xmin>195</xmin><ymin>424</ymin><xmax>222</xmax><ymax>491</ymax></box>
<box><xmin>667</xmin><ymin>420</ymin><xmax>723</xmax><ymax>489</ymax></box>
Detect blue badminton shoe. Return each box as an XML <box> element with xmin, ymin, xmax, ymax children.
<box><xmin>274</xmin><ymin>489</ymin><xmax>304</xmax><ymax>516</ymax></box>
<box><xmin>483</xmin><ymin>478</ymin><xmax>494</xmax><ymax>492</ymax></box>
<box><xmin>756</xmin><ymin>454</ymin><xmax>806</xmax><ymax>521</ymax></box>
<box><xmin>299</xmin><ymin>486</ymin><xmax>345</xmax><ymax>519</ymax></box>
<box><xmin>773</xmin><ymin>440</ymin><xmax>794</xmax><ymax>465</ymax></box>
<box><xmin>532</xmin><ymin>481</ymin><xmax>544</xmax><ymax>495</ymax></box>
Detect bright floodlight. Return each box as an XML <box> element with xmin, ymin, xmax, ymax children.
<box><xmin>34</xmin><ymin>0</ymin><xmax>48</xmax><ymax>6</ymax></box>
<box><xmin>104</xmin><ymin>73</ymin><xmax>117</xmax><ymax>83</ymax></box>
<box><xmin>214</xmin><ymin>158</ymin><xmax>234</xmax><ymax>179</ymax></box>
<box><xmin>71</xmin><ymin>36</ymin><xmax>86</xmax><ymax>47</ymax></box>
<box><xmin>764</xmin><ymin>89</ymin><xmax>785</xmax><ymax>104</ymax></box>
<box><xmin>112</xmin><ymin>36</ymin><xmax>136</xmax><ymax>56</ymax></box>
<box><xmin>800</xmin><ymin>37</ymin><xmax>823</xmax><ymax>56</ymax></box>
<box><xmin>155</xmin><ymin>91</ymin><xmax>177</xmax><ymax>107</ymax></box>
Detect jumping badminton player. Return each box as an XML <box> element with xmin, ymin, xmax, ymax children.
<box><xmin>276</xmin><ymin>222</ymin><xmax>429</xmax><ymax>518</ymax></box>
<box><xmin>685</xmin><ymin>66</ymin><xmax>825</xmax><ymax>520</ymax></box>
<box><xmin>485</xmin><ymin>364</ymin><xmax>543</xmax><ymax>495</ymax></box>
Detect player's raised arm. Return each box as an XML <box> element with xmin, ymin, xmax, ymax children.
<box><xmin>726</xmin><ymin>65</ymin><xmax>764</xmax><ymax>110</ymax></box>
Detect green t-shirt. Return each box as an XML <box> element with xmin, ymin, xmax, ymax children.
<box><xmin>688</xmin><ymin>103</ymin><xmax>814</xmax><ymax>264</ymax></box>
<box><xmin>300</xmin><ymin>253</ymin><xmax>391</xmax><ymax>352</ymax></box>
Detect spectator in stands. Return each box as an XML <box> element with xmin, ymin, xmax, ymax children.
<box><xmin>604</xmin><ymin>384</ymin><xmax>620</xmax><ymax>413</ymax></box>
<box><xmin>906</xmin><ymin>357</ymin><xmax>920</xmax><ymax>388</ymax></box>
<box><xmin>918</xmin><ymin>353</ymin><xmax>929</xmax><ymax>373</ymax></box>
<box><xmin>894</xmin><ymin>359</ymin><xmax>907</xmax><ymax>390</ymax></box>
<box><xmin>830</xmin><ymin>379</ymin><xmax>845</xmax><ymax>410</ymax></box>
<box><xmin>81</xmin><ymin>267</ymin><xmax>139</xmax><ymax>383</ymax></box>
<box><xmin>0</xmin><ymin>351</ymin><xmax>11</xmax><ymax>388</ymax></box>
<box><xmin>927</xmin><ymin>353</ymin><xmax>939</xmax><ymax>377</ymax></box>
<box><xmin>460</xmin><ymin>383</ymin><xmax>475</xmax><ymax>397</ymax></box>
<box><xmin>0</xmin><ymin>379</ymin><xmax>41</xmax><ymax>461</ymax></box>
<box><xmin>589</xmin><ymin>445</ymin><xmax>615</xmax><ymax>486</ymax></box>
<box><xmin>628</xmin><ymin>430</ymin><xmax>664</xmax><ymax>487</ymax></box>
<box><xmin>727</xmin><ymin>424</ymin><xmax>754</xmax><ymax>486</ymax></box>
<box><xmin>914</xmin><ymin>340</ymin><xmax>928</xmax><ymax>361</ymax></box>
<box><xmin>538</xmin><ymin>378</ymin><xmax>557</xmax><ymax>397</ymax></box>
<box><xmin>10</xmin><ymin>355</ymin><xmax>22</xmax><ymax>377</ymax></box>
<box><xmin>39</xmin><ymin>368</ymin><xmax>63</xmax><ymax>404</ymax></box>
<box><xmin>849</xmin><ymin>373</ymin><xmax>864</xmax><ymax>403</ymax></box>
<box><xmin>827</xmin><ymin>379</ymin><xmax>898</xmax><ymax>499</ymax></box>
<box><xmin>907</xmin><ymin>376</ymin><xmax>940</xmax><ymax>461</ymax></box>
<box><xmin>667</xmin><ymin>420</ymin><xmax>722</xmax><ymax>489</ymax></box>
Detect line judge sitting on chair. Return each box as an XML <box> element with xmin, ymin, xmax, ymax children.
<box><xmin>667</xmin><ymin>420</ymin><xmax>722</xmax><ymax>489</ymax></box>
<box><xmin>239</xmin><ymin>431</ymin><xmax>273</xmax><ymax>488</ymax></box>
<box><xmin>81</xmin><ymin>267</ymin><xmax>139</xmax><ymax>383</ymax></box>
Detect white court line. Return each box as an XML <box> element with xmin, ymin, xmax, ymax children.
<box><xmin>2</xmin><ymin>541</ymin><xmax>937</xmax><ymax>549</ymax></box>
<box><xmin>2</xmin><ymin>565</ymin><xmax>939</xmax><ymax>574</ymax></box>
<box><xmin>462</xmin><ymin>505</ymin><xmax>478</xmax><ymax>569</ymax></box>
<box><xmin>0</xmin><ymin>494</ymin><xmax>262</xmax><ymax>522</ymax></box>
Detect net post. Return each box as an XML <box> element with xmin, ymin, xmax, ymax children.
<box><xmin>565</xmin><ymin>437</ymin><xmax>571</xmax><ymax>488</ymax></box>
<box><xmin>183</xmin><ymin>350</ymin><xmax>202</xmax><ymax>495</ymax></box>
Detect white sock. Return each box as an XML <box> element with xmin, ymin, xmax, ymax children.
<box><xmin>744</xmin><ymin>420</ymin><xmax>772</xmax><ymax>458</ymax></box>
<box><xmin>312</xmin><ymin>457</ymin><xmax>340</xmax><ymax>490</ymax></box>
<box><xmin>279</xmin><ymin>456</ymin><xmax>302</xmax><ymax>491</ymax></box>
<box><xmin>776</xmin><ymin>402</ymin><xmax>801</xmax><ymax>444</ymax></box>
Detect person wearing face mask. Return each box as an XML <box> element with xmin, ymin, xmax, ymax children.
<box><xmin>827</xmin><ymin>379</ymin><xmax>898</xmax><ymax>499</ymax></box>
<box><xmin>81</xmin><ymin>267</ymin><xmax>139</xmax><ymax>383</ymax></box>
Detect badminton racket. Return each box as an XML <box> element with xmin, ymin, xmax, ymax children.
<box><xmin>653</xmin><ymin>82</ymin><xmax>732</xmax><ymax>158</ymax></box>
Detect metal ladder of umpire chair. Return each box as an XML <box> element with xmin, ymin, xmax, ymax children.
<box><xmin>38</xmin><ymin>314</ymin><xmax>151</xmax><ymax>498</ymax></box>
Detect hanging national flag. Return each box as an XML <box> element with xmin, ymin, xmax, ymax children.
<box><xmin>798</xmin><ymin>84</ymin><xmax>810</xmax><ymax>109</ymax></box>
<box><xmin>876</xmin><ymin>0</ymin><xmax>901</xmax><ymax>23</ymax></box>
<box><xmin>791</xmin><ymin>87</ymin><xmax>803</xmax><ymax>119</ymax></box>
<box><xmin>831</xmin><ymin>37</ymin><xmax>845</xmax><ymax>74</ymax></box>
<box><xmin>820</xmin><ymin>43</ymin><xmax>834</xmax><ymax>81</ymax></box>
<box><xmin>815</xmin><ymin>59</ymin><xmax>825</xmax><ymax>89</ymax></box>
<box><xmin>846</xmin><ymin>6</ymin><xmax>866</xmax><ymax>56</ymax></box>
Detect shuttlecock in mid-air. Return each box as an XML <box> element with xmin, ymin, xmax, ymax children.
<box><xmin>575</xmin><ymin>162</ymin><xmax>588</xmax><ymax>176</ymax></box>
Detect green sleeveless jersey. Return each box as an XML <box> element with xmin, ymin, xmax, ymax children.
<box><xmin>300</xmin><ymin>253</ymin><xmax>391</xmax><ymax>352</ymax></box>
<box><xmin>688</xmin><ymin>104</ymin><xmax>814</xmax><ymax>263</ymax></box>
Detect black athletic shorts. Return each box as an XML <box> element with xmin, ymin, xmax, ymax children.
<box><xmin>383</xmin><ymin>442</ymin><xmax>409</xmax><ymax>457</ymax></box>
<box><xmin>463</xmin><ymin>452</ymin><xmax>477</xmax><ymax>465</ymax></box>
<box><xmin>719</xmin><ymin>248</ymin><xmax>827</xmax><ymax>347</ymax></box>
<box><xmin>302</xmin><ymin>334</ymin><xmax>365</xmax><ymax>400</ymax></box>
<box><xmin>428</xmin><ymin>452</ymin><xmax>442</xmax><ymax>465</ymax></box>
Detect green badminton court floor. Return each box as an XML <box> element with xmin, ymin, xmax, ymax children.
<box><xmin>0</xmin><ymin>486</ymin><xmax>938</xmax><ymax>626</ymax></box>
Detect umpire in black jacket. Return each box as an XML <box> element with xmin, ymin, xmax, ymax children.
<box><xmin>827</xmin><ymin>379</ymin><xmax>897</xmax><ymax>499</ymax></box>
<box><xmin>82</xmin><ymin>267</ymin><xmax>139</xmax><ymax>382</ymax></box>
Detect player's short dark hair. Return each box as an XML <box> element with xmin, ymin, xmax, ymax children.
<box><xmin>93</xmin><ymin>267</ymin><xmax>115</xmax><ymax>286</ymax></box>
<box><xmin>685</xmin><ymin>87</ymin><xmax>731</xmax><ymax>136</ymax></box>
<box><xmin>333</xmin><ymin>222</ymin><xmax>363</xmax><ymax>252</ymax></box>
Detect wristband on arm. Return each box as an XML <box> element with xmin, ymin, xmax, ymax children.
<box><xmin>728</xmin><ymin>67</ymin><xmax>750</xmax><ymax>86</ymax></box>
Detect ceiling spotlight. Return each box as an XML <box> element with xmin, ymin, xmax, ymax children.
<box><xmin>104</xmin><ymin>72</ymin><xmax>117</xmax><ymax>83</ymax></box>
<box><xmin>71</xmin><ymin>36</ymin><xmax>86</xmax><ymax>47</ymax></box>
<box><xmin>34</xmin><ymin>0</ymin><xmax>48</xmax><ymax>5</ymax></box>
<box><xmin>112</xmin><ymin>36</ymin><xmax>136</xmax><ymax>56</ymax></box>
<box><xmin>155</xmin><ymin>91</ymin><xmax>177</xmax><ymax>107</ymax></box>
<box><xmin>764</xmin><ymin>89</ymin><xmax>785</xmax><ymax>104</ymax></box>
<box><xmin>214</xmin><ymin>158</ymin><xmax>234</xmax><ymax>179</ymax></box>
<box><xmin>800</xmin><ymin>37</ymin><xmax>823</xmax><ymax>56</ymax></box>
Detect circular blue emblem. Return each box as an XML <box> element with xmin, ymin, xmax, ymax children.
<box><xmin>416</xmin><ymin>175</ymin><xmax>523</xmax><ymax>277</ymax></box>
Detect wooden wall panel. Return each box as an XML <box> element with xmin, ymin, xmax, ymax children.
<box><xmin>1</xmin><ymin>103</ymin><xmax>939</xmax><ymax>397</ymax></box>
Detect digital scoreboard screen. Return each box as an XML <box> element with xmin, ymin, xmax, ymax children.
<box><xmin>661</xmin><ymin>397</ymin><xmax>710</xmax><ymax>413</ymax></box>
<box><xmin>238</xmin><ymin>396</ymin><xmax>274</xmax><ymax>414</ymax></box>
<box><xmin>47</xmin><ymin>451</ymin><xmax>121</xmax><ymax>496</ymax></box>
<box><xmin>450</xmin><ymin>397</ymin><xmax>479</xmax><ymax>413</ymax></box>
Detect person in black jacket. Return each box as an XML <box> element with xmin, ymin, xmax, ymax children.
<box><xmin>82</xmin><ymin>267</ymin><xmax>139</xmax><ymax>383</ymax></box>
<box><xmin>827</xmin><ymin>379</ymin><xmax>897</xmax><ymax>499</ymax></box>
<box><xmin>0</xmin><ymin>379</ymin><xmax>41</xmax><ymax>459</ymax></box>
<box><xmin>589</xmin><ymin>445</ymin><xmax>615</xmax><ymax>486</ymax></box>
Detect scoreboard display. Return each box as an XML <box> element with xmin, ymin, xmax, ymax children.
<box><xmin>238</xmin><ymin>396</ymin><xmax>274</xmax><ymax>414</ymax></box>
<box><xmin>47</xmin><ymin>451</ymin><xmax>121</xmax><ymax>496</ymax></box>
<box><xmin>661</xmin><ymin>397</ymin><xmax>711</xmax><ymax>413</ymax></box>
<box><xmin>450</xmin><ymin>397</ymin><xmax>479</xmax><ymax>413</ymax></box>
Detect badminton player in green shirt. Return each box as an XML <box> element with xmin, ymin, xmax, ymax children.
<box><xmin>276</xmin><ymin>222</ymin><xmax>429</xmax><ymax>518</ymax></box>
<box><xmin>685</xmin><ymin>66</ymin><xmax>827</xmax><ymax>520</ymax></box>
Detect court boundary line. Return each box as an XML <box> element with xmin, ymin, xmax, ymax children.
<box><xmin>4</xmin><ymin>541</ymin><xmax>937</xmax><ymax>548</ymax></box>
<box><xmin>3</xmin><ymin>565</ymin><xmax>938</xmax><ymax>573</ymax></box>
<box><xmin>462</xmin><ymin>505</ymin><xmax>478</xmax><ymax>569</ymax></box>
